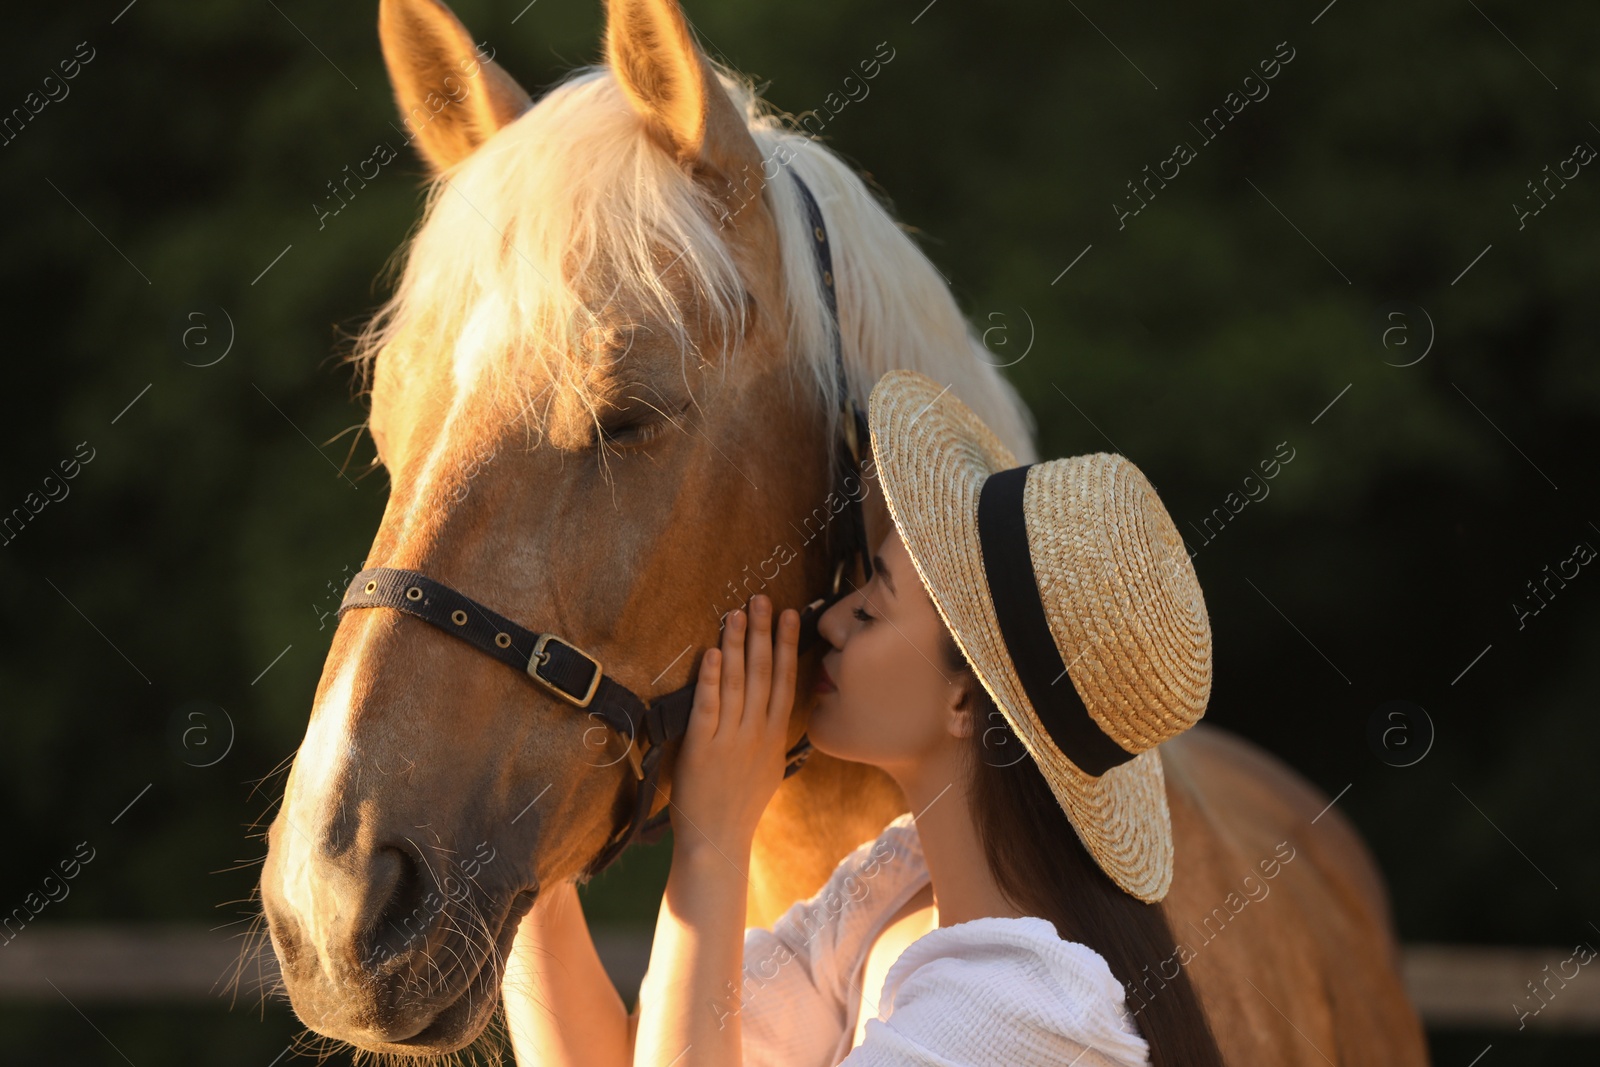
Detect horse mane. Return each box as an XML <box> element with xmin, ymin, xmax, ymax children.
<box><xmin>348</xmin><ymin>62</ymin><xmax>1037</xmax><ymax>462</ymax></box>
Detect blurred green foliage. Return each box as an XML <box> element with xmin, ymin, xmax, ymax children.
<box><xmin>2</xmin><ymin>0</ymin><xmax>1596</xmax><ymax>1061</ymax></box>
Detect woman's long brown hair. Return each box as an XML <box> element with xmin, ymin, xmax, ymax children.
<box><xmin>940</xmin><ymin>630</ymin><xmax>1225</xmax><ymax>1067</ymax></box>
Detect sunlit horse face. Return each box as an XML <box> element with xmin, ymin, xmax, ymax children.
<box><xmin>258</xmin><ymin>0</ymin><xmax>841</xmax><ymax>1053</ymax></box>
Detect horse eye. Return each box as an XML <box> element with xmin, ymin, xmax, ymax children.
<box><xmin>598</xmin><ymin>418</ymin><xmax>665</xmax><ymax>447</ymax></box>
<box><xmin>595</xmin><ymin>395</ymin><xmax>689</xmax><ymax>451</ymax></box>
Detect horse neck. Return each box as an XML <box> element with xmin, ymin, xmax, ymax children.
<box><xmin>776</xmin><ymin>145</ymin><xmax>1038</xmax><ymax>464</ymax></box>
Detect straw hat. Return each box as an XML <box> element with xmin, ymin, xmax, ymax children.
<box><xmin>868</xmin><ymin>369</ymin><xmax>1212</xmax><ymax>903</ymax></box>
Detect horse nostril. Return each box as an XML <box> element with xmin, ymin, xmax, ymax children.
<box><xmin>359</xmin><ymin>845</ymin><xmax>431</xmax><ymax>972</ymax></box>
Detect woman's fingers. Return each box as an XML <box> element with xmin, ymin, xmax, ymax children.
<box><xmin>688</xmin><ymin>647</ymin><xmax>721</xmax><ymax>737</ymax></box>
<box><xmin>706</xmin><ymin>597</ymin><xmax>796</xmax><ymax>740</ymax></box>
<box><xmin>770</xmin><ymin>608</ymin><xmax>800</xmax><ymax>726</ymax></box>
<box><xmin>744</xmin><ymin>596</ymin><xmax>774</xmax><ymax>725</ymax></box>
<box><xmin>718</xmin><ymin>608</ymin><xmax>746</xmax><ymax>735</ymax></box>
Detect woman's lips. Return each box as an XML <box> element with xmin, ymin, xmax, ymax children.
<box><xmin>815</xmin><ymin>662</ymin><xmax>836</xmax><ymax>693</ymax></box>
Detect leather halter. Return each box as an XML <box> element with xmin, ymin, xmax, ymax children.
<box><xmin>337</xmin><ymin>171</ymin><xmax>873</xmax><ymax>881</ymax></box>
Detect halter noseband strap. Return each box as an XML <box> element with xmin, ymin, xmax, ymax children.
<box><xmin>336</xmin><ymin>170</ymin><xmax>871</xmax><ymax>882</ymax></box>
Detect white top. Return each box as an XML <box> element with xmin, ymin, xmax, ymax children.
<box><xmin>738</xmin><ymin>813</ymin><xmax>1151</xmax><ymax>1067</ymax></box>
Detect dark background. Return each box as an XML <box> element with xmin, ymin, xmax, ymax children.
<box><xmin>1</xmin><ymin>0</ymin><xmax>1595</xmax><ymax>1062</ymax></box>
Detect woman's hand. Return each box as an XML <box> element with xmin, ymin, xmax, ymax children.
<box><xmin>634</xmin><ymin>596</ymin><xmax>797</xmax><ymax>1067</ymax></box>
<box><xmin>669</xmin><ymin>594</ymin><xmax>801</xmax><ymax>862</ymax></box>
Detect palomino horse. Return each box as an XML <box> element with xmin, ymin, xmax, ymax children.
<box><xmin>256</xmin><ymin>0</ymin><xmax>1429</xmax><ymax>1061</ymax></box>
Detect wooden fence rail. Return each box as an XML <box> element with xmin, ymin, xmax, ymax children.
<box><xmin>0</xmin><ymin>927</ymin><xmax>1593</xmax><ymax>1031</ymax></box>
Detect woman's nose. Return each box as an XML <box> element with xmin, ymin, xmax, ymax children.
<box><xmin>816</xmin><ymin>587</ymin><xmax>862</xmax><ymax>650</ymax></box>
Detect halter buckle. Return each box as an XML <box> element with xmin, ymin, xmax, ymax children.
<box><xmin>528</xmin><ymin>633</ymin><xmax>603</xmax><ymax>708</ymax></box>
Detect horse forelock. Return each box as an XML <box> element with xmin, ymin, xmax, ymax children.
<box><xmin>347</xmin><ymin>61</ymin><xmax>1036</xmax><ymax>463</ymax></box>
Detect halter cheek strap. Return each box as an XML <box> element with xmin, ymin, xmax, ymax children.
<box><xmin>337</xmin><ymin>566</ymin><xmax>809</xmax><ymax>880</ymax></box>
<box><xmin>335</xmin><ymin>169</ymin><xmax>872</xmax><ymax>882</ymax></box>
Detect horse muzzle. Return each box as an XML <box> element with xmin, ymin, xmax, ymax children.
<box><xmin>261</xmin><ymin>818</ymin><xmax>537</xmax><ymax>1053</ymax></box>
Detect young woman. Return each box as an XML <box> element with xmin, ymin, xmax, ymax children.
<box><xmin>505</xmin><ymin>369</ymin><xmax>1224</xmax><ymax>1066</ymax></box>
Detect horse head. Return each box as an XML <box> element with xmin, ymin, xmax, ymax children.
<box><xmin>258</xmin><ymin>0</ymin><xmax>1034</xmax><ymax>1054</ymax></box>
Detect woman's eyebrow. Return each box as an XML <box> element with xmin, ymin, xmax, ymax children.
<box><xmin>873</xmin><ymin>554</ymin><xmax>897</xmax><ymax>597</ymax></box>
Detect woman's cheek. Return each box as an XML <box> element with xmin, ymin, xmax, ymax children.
<box><xmin>807</xmin><ymin>694</ymin><xmax>859</xmax><ymax>759</ymax></box>
<box><xmin>811</xmin><ymin>662</ymin><xmax>879</xmax><ymax>760</ymax></box>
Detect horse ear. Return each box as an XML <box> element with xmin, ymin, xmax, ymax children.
<box><xmin>379</xmin><ymin>0</ymin><xmax>531</xmax><ymax>173</ymax></box>
<box><xmin>604</xmin><ymin>0</ymin><xmax>766</xmax><ymax>206</ymax></box>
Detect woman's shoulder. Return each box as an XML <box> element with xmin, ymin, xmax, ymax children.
<box><xmin>887</xmin><ymin>915</ymin><xmax>1127</xmax><ymax>1004</ymax></box>
<box><xmin>810</xmin><ymin>811</ymin><xmax>925</xmax><ymax>897</ymax></box>
<box><xmin>865</xmin><ymin>916</ymin><xmax>1151</xmax><ymax>1065</ymax></box>
<box><xmin>868</xmin><ymin>811</ymin><xmax>922</xmax><ymax>866</ymax></box>
<box><xmin>758</xmin><ymin>812</ymin><xmax>927</xmax><ymax>955</ymax></box>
